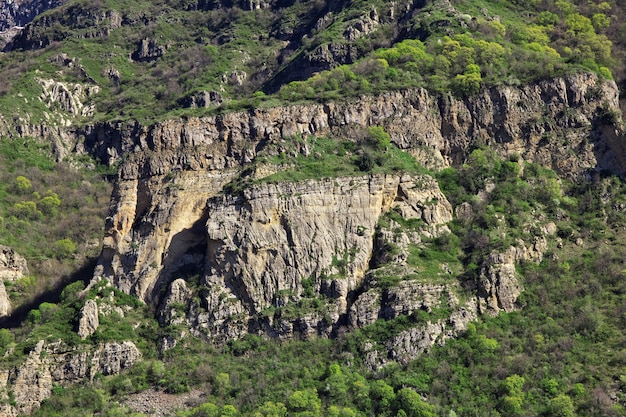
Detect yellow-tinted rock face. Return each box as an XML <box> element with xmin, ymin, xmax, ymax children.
<box><xmin>87</xmin><ymin>73</ymin><xmax>622</xmax><ymax>342</ymax></box>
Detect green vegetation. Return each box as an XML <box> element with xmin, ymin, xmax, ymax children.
<box><xmin>222</xmin><ymin>128</ymin><xmax>425</xmax><ymax>193</ymax></box>
<box><xmin>1</xmin><ymin>0</ymin><xmax>626</xmax><ymax>416</ymax></box>
<box><xmin>278</xmin><ymin>0</ymin><xmax>619</xmax><ymax>101</ymax></box>
<box><xmin>0</xmin><ymin>0</ymin><xmax>623</xmax><ymax>125</ymax></box>
<box><xmin>9</xmin><ymin>146</ymin><xmax>625</xmax><ymax>416</ymax></box>
<box><xmin>0</xmin><ymin>136</ymin><xmax>112</xmax><ymax>306</ymax></box>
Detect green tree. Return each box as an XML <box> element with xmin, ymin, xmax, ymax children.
<box><xmin>39</xmin><ymin>192</ymin><xmax>61</xmax><ymax>216</ymax></box>
<box><xmin>367</xmin><ymin>126</ymin><xmax>391</xmax><ymax>151</ymax></box>
<box><xmin>324</xmin><ymin>364</ymin><xmax>348</xmax><ymax>402</ymax></box>
<box><xmin>451</xmin><ymin>64</ymin><xmax>482</xmax><ymax>96</ymax></box>
<box><xmin>287</xmin><ymin>389</ymin><xmax>321</xmax><ymax>416</ymax></box>
<box><xmin>214</xmin><ymin>372</ymin><xmax>231</xmax><ymax>397</ymax></box>
<box><xmin>565</xmin><ymin>13</ymin><xmax>594</xmax><ymax>34</ymax></box>
<box><xmin>10</xmin><ymin>201</ymin><xmax>41</xmax><ymax>220</ymax></box>
<box><xmin>547</xmin><ymin>394</ymin><xmax>575</xmax><ymax>417</ymax></box>
<box><xmin>500</xmin><ymin>375</ymin><xmax>525</xmax><ymax>415</ymax></box>
<box><xmin>371</xmin><ymin>380</ymin><xmax>396</xmax><ymax>415</ymax></box>
<box><xmin>53</xmin><ymin>238</ymin><xmax>76</xmax><ymax>259</ymax></box>
<box><xmin>253</xmin><ymin>401</ymin><xmax>287</xmax><ymax>417</ymax></box>
<box><xmin>395</xmin><ymin>388</ymin><xmax>436</xmax><ymax>417</ymax></box>
<box><xmin>15</xmin><ymin>175</ymin><xmax>32</xmax><ymax>193</ymax></box>
<box><xmin>189</xmin><ymin>402</ymin><xmax>220</xmax><ymax>417</ymax></box>
<box><xmin>0</xmin><ymin>328</ymin><xmax>15</xmax><ymax>351</ymax></box>
<box><xmin>220</xmin><ymin>404</ymin><xmax>238</xmax><ymax>417</ymax></box>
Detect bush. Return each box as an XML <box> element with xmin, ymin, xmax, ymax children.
<box><xmin>10</xmin><ymin>201</ymin><xmax>41</xmax><ymax>220</ymax></box>
<box><xmin>367</xmin><ymin>126</ymin><xmax>391</xmax><ymax>151</ymax></box>
<box><xmin>14</xmin><ymin>176</ymin><xmax>32</xmax><ymax>193</ymax></box>
<box><xmin>38</xmin><ymin>192</ymin><xmax>61</xmax><ymax>216</ymax></box>
<box><xmin>53</xmin><ymin>238</ymin><xmax>76</xmax><ymax>259</ymax></box>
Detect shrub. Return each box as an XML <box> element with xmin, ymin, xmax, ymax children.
<box><xmin>0</xmin><ymin>328</ymin><xmax>15</xmax><ymax>350</ymax></box>
<box><xmin>367</xmin><ymin>126</ymin><xmax>391</xmax><ymax>151</ymax></box>
<box><xmin>10</xmin><ymin>201</ymin><xmax>41</xmax><ymax>220</ymax></box>
<box><xmin>53</xmin><ymin>238</ymin><xmax>76</xmax><ymax>259</ymax></box>
<box><xmin>14</xmin><ymin>176</ymin><xmax>32</xmax><ymax>193</ymax></box>
<box><xmin>451</xmin><ymin>65</ymin><xmax>482</xmax><ymax>96</ymax></box>
<box><xmin>38</xmin><ymin>192</ymin><xmax>61</xmax><ymax>216</ymax></box>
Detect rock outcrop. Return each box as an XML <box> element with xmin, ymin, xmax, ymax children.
<box><xmin>131</xmin><ymin>38</ymin><xmax>166</xmax><ymax>62</ymax></box>
<box><xmin>103</xmin><ymin>172</ymin><xmax>456</xmax><ymax>342</ymax></box>
<box><xmin>0</xmin><ymin>0</ymin><xmax>67</xmax><ymax>31</ymax></box>
<box><xmin>478</xmin><ymin>236</ymin><xmax>549</xmax><ymax>315</ymax></box>
<box><xmin>0</xmin><ymin>246</ymin><xmax>29</xmax><ymax>318</ymax></box>
<box><xmin>0</xmin><ymin>0</ymin><xmax>68</xmax><ymax>48</ymax></box>
<box><xmin>37</xmin><ymin>77</ymin><xmax>99</xmax><ymax>117</ymax></box>
<box><xmin>77</xmin><ymin>73</ymin><xmax>623</xmax><ymax>178</ymax></box>
<box><xmin>80</xmin><ymin>73</ymin><xmax>623</xmax><ymax>346</ymax></box>
<box><xmin>77</xmin><ymin>299</ymin><xmax>99</xmax><ymax>339</ymax></box>
<box><xmin>0</xmin><ymin>340</ymin><xmax>141</xmax><ymax>416</ymax></box>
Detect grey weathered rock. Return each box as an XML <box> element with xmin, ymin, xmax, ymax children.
<box><xmin>0</xmin><ymin>0</ymin><xmax>67</xmax><ymax>31</ymax></box>
<box><xmin>344</xmin><ymin>8</ymin><xmax>379</xmax><ymax>41</ymax></box>
<box><xmin>77</xmin><ymin>299</ymin><xmax>99</xmax><ymax>339</ymax></box>
<box><xmin>37</xmin><ymin>77</ymin><xmax>99</xmax><ymax>116</ymax></box>
<box><xmin>0</xmin><ymin>246</ymin><xmax>29</xmax><ymax>281</ymax></box>
<box><xmin>0</xmin><ymin>0</ymin><xmax>68</xmax><ymax>49</ymax></box>
<box><xmin>131</xmin><ymin>38</ymin><xmax>166</xmax><ymax>62</ymax></box>
<box><xmin>0</xmin><ymin>340</ymin><xmax>141</xmax><ymax>416</ymax></box>
<box><xmin>81</xmin><ymin>73</ymin><xmax>624</xmax><ymax>346</ymax></box>
<box><xmin>477</xmin><ymin>237</ymin><xmax>548</xmax><ymax>315</ymax></box>
<box><xmin>179</xmin><ymin>91</ymin><xmax>224</xmax><ymax>109</ymax></box>
<box><xmin>0</xmin><ymin>246</ymin><xmax>29</xmax><ymax>318</ymax></box>
<box><xmin>387</xmin><ymin>303</ymin><xmax>477</xmax><ymax>366</ymax></box>
<box><xmin>159</xmin><ymin>278</ymin><xmax>192</xmax><ymax>325</ymax></box>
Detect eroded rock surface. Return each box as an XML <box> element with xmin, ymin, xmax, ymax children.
<box><xmin>80</xmin><ymin>73</ymin><xmax>623</xmax><ymax>347</ymax></box>
<box><xmin>0</xmin><ymin>246</ymin><xmax>29</xmax><ymax>318</ymax></box>
<box><xmin>0</xmin><ymin>340</ymin><xmax>141</xmax><ymax>416</ymax></box>
<box><xmin>77</xmin><ymin>299</ymin><xmax>99</xmax><ymax>339</ymax></box>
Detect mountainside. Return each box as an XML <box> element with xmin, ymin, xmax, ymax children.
<box><xmin>1</xmin><ymin>0</ymin><xmax>626</xmax><ymax>416</ymax></box>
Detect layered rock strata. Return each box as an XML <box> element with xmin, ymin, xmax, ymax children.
<box><xmin>82</xmin><ymin>73</ymin><xmax>623</xmax><ymax>343</ymax></box>
<box><xmin>0</xmin><ymin>246</ymin><xmax>29</xmax><ymax>318</ymax></box>
<box><xmin>0</xmin><ymin>340</ymin><xmax>141</xmax><ymax>416</ymax></box>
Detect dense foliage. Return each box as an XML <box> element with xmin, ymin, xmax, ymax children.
<box><xmin>1</xmin><ymin>0</ymin><xmax>626</xmax><ymax>416</ymax></box>
<box><xmin>0</xmin><ymin>137</ymin><xmax>111</xmax><ymax>308</ymax></box>
<box><xmin>5</xmin><ymin>147</ymin><xmax>624</xmax><ymax>416</ymax></box>
<box><xmin>0</xmin><ymin>0</ymin><xmax>624</xmax><ymax>123</ymax></box>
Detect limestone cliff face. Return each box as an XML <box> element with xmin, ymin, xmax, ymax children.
<box><xmin>196</xmin><ymin>174</ymin><xmax>453</xmax><ymax>341</ymax></box>
<box><xmin>77</xmin><ymin>72</ymin><xmax>623</xmax><ymax>178</ymax></box>
<box><xmin>0</xmin><ymin>246</ymin><xmax>29</xmax><ymax>318</ymax></box>
<box><xmin>0</xmin><ymin>340</ymin><xmax>141</xmax><ymax>416</ymax></box>
<box><xmin>84</xmin><ymin>73</ymin><xmax>623</xmax><ymax>345</ymax></box>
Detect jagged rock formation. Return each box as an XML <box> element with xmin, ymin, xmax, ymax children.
<box><xmin>130</xmin><ymin>38</ymin><xmax>166</xmax><ymax>62</ymax></box>
<box><xmin>0</xmin><ymin>73</ymin><xmax>621</xmax><ymax>413</ymax></box>
<box><xmin>78</xmin><ymin>72</ymin><xmax>624</xmax><ymax>347</ymax></box>
<box><xmin>37</xmin><ymin>77</ymin><xmax>99</xmax><ymax>117</ymax></box>
<box><xmin>0</xmin><ymin>0</ymin><xmax>67</xmax><ymax>31</ymax></box>
<box><xmin>0</xmin><ymin>246</ymin><xmax>29</xmax><ymax>318</ymax></box>
<box><xmin>0</xmin><ymin>0</ymin><xmax>68</xmax><ymax>48</ymax></box>
<box><xmin>0</xmin><ymin>340</ymin><xmax>141</xmax><ymax>416</ymax></box>
<box><xmin>478</xmin><ymin>236</ymin><xmax>549</xmax><ymax>315</ymax></box>
<box><xmin>196</xmin><ymin>174</ymin><xmax>453</xmax><ymax>340</ymax></box>
<box><xmin>77</xmin><ymin>299</ymin><xmax>99</xmax><ymax>339</ymax></box>
<box><xmin>72</xmin><ymin>72</ymin><xmax>624</xmax><ymax>177</ymax></box>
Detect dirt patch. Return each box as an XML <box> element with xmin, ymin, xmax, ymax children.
<box><xmin>123</xmin><ymin>388</ymin><xmax>206</xmax><ymax>416</ymax></box>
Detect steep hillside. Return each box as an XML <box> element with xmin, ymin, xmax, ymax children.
<box><xmin>0</xmin><ymin>0</ymin><xmax>626</xmax><ymax>416</ymax></box>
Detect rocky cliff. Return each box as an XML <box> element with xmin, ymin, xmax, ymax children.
<box><xmin>0</xmin><ymin>246</ymin><xmax>29</xmax><ymax>318</ymax></box>
<box><xmin>0</xmin><ymin>0</ymin><xmax>67</xmax><ymax>49</ymax></box>
<box><xmin>0</xmin><ymin>67</ymin><xmax>623</xmax><ymax>414</ymax></box>
<box><xmin>78</xmin><ymin>72</ymin><xmax>624</xmax><ymax>346</ymax></box>
<box><xmin>0</xmin><ymin>340</ymin><xmax>141</xmax><ymax>416</ymax></box>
